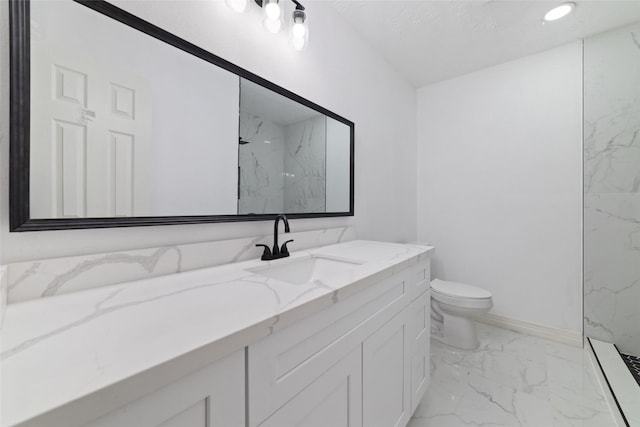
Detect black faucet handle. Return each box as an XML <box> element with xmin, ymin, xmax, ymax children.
<box><xmin>255</xmin><ymin>244</ymin><xmax>272</xmax><ymax>261</ymax></box>
<box><xmin>280</xmin><ymin>239</ymin><xmax>294</xmax><ymax>256</ymax></box>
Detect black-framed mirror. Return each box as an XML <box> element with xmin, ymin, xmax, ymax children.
<box><xmin>9</xmin><ymin>0</ymin><xmax>354</xmax><ymax>232</ymax></box>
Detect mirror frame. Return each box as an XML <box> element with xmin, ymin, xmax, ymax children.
<box><xmin>9</xmin><ymin>0</ymin><xmax>355</xmax><ymax>232</ymax></box>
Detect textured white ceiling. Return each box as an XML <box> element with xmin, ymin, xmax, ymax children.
<box><xmin>328</xmin><ymin>0</ymin><xmax>640</xmax><ymax>87</ymax></box>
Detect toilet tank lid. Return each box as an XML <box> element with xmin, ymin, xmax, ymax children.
<box><xmin>431</xmin><ymin>279</ymin><xmax>492</xmax><ymax>299</ymax></box>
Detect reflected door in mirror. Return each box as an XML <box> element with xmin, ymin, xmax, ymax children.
<box><xmin>30</xmin><ymin>39</ymin><xmax>152</xmax><ymax>218</ymax></box>
<box><xmin>28</xmin><ymin>0</ymin><xmax>240</xmax><ymax>219</ymax></box>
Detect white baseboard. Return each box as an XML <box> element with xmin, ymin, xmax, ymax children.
<box><xmin>477</xmin><ymin>312</ymin><xmax>583</xmax><ymax>347</ymax></box>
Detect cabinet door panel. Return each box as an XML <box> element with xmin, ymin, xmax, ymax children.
<box><xmin>249</xmin><ymin>271</ymin><xmax>407</xmax><ymax>424</ymax></box>
<box><xmin>408</xmin><ymin>291</ymin><xmax>430</xmax><ymax>413</ymax></box>
<box><xmin>259</xmin><ymin>347</ymin><xmax>362</xmax><ymax>427</ymax></box>
<box><xmin>408</xmin><ymin>258</ymin><xmax>430</xmax><ymax>300</ymax></box>
<box><xmin>363</xmin><ymin>312</ymin><xmax>410</xmax><ymax>427</ymax></box>
<box><xmin>85</xmin><ymin>350</ymin><xmax>244</xmax><ymax>427</ymax></box>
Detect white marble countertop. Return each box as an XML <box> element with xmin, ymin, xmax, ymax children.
<box><xmin>1</xmin><ymin>240</ymin><xmax>433</xmax><ymax>427</ymax></box>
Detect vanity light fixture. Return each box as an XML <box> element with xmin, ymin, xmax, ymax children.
<box><xmin>225</xmin><ymin>0</ymin><xmax>308</xmax><ymax>49</ymax></box>
<box><xmin>543</xmin><ymin>2</ymin><xmax>575</xmax><ymax>22</ymax></box>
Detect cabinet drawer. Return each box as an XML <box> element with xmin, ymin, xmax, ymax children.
<box><xmin>248</xmin><ymin>270</ymin><xmax>409</xmax><ymax>426</ymax></box>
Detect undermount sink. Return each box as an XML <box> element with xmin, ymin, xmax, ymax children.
<box><xmin>247</xmin><ymin>255</ymin><xmax>364</xmax><ymax>285</ymax></box>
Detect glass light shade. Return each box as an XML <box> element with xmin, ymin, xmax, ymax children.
<box><xmin>225</xmin><ymin>0</ymin><xmax>248</xmax><ymax>13</ymax></box>
<box><xmin>263</xmin><ymin>17</ymin><xmax>282</xmax><ymax>34</ymax></box>
<box><xmin>291</xmin><ymin>36</ymin><xmax>306</xmax><ymax>50</ymax></box>
<box><xmin>290</xmin><ymin>10</ymin><xmax>307</xmax><ymax>51</ymax></box>
<box><xmin>292</xmin><ymin>22</ymin><xmax>306</xmax><ymax>38</ymax></box>
<box><xmin>543</xmin><ymin>3</ymin><xmax>575</xmax><ymax>21</ymax></box>
<box><xmin>264</xmin><ymin>0</ymin><xmax>281</xmax><ymax>20</ymax></box>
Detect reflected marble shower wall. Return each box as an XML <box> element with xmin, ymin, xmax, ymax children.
<box><xmin>238</xmin><ymin>112</ymin><xmax>285</xmax><ymax>214</ymax></box>
<box><xmin>584</xmin><ymin>23</ymin><xmax>640</xmax><ymax>355</ymax></box>
<box><xmin>284</xmin><ymin>115</ymin><xmax>327</xmax><ymax>213</ymax></box>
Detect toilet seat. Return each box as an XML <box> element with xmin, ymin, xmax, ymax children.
<box><xmin>431</xmin><ymin>279</ymin><xmax>493</xmax><ymax>309</ymax></box>
<box><xmin>431</xmin><ymin>279</ymin><xmax>492</xmax><ymax>299</ymax></box>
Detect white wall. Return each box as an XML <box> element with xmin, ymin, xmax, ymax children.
<box><xmin>0</xmin><ymin>0</ymin><xmax>417</xmax><ymax>264</ymax></box>
<box><xmin>417</xmin><ymin>42</ymin><xmax>583</xmax><ymax>333</ymax></box>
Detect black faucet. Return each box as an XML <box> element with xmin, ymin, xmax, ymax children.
<box><xmin>256</xmin><ymin>214</ymin><xmax>294</xmax><ymax>261</ymax></box>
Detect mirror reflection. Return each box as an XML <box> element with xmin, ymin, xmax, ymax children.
<box><xmin>238</xmin><ymin>80</ymin><xmax>351</xmax><ymax>214</ymax></box>
<box><xmin>29</xmin><ymin>0</ymin><xmax>240</xmax><ymax>219</ymax></box>
<box><xmin>22</xmin><ymin>0</ymin><xmax>353</xmax><ymax>228</ymax></box>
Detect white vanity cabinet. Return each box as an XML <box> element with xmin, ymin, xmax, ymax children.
<box><xmin>3</xmin><ymin>243</ymin><xmax>432</xmax><ymax>427</ymax></box>
<box><xmin>84</xmin><ymin>350</ymin><xmax>245</xmax><ymax>427</ymax></box>
<box><xmin>248</xmin><ymin>257</ymin><xmax>431</xmax><ymax>427</ymax></box>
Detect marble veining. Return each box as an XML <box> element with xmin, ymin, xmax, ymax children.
<box><xmin>1</xmin><ymin>274</ymin><xmax>249</xmax><ymax>361</ymax></box>
<box><xmin>0</xmin><ymin>241</ymin><xmax>432</xmax><ymax>427</ymax></box>
<box><xmin>409</xmin><ymin>324</ymin><xmax>616</xmax><ymax>427</ymax></box>
<box><xmin>238</xmin><ymin>112</ymin><xmax>286</xmax><ymax>214</ymax></box>
<box><xmin>284</xmin><ymin>115</ymin><xmax>327</xmax><ymax>213</ymax></box>
<box><xmin>6</xmin><ymin>226</ymin><xmax>356</xmax><ymax>304</ymax></box>
<box><xmin>40</xmin><ymin>247</ymin><xmax>183</xmax><ymax>298</ymax></box>
<box><xmin>238</xmin><ymin>110</ymin><xmax>329</xmax><ymax>215</ymax></box>
<box><xmin>583</xmin><ymin>23</ymin><xmax>640</xmax><ymax>356</ymax></box>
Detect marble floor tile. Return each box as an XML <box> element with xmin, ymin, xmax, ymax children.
<box><xmin>410</xmin><ymin>324</ymin><xmax>618</xmax><ymax>427</ymax></box>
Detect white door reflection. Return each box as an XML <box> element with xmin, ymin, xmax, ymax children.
<box><xmin>30</xmin><ymin>40</ymin><xmax>152</xmax><ymax>218</ymax></box>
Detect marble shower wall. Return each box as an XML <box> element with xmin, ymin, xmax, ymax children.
<box><xmin>284</xmin><ymin>115</ymin><xmax>327</xmax><ymax>213</ymax></box>
<box><xmin>5</xmin><ymin>226</ymin><xmax>356</xmax><ymax>304</ymax></box>
<box><xmin>238</xmin><ymin>113</ymin><xmax>329</xmax><ymax>214</ymax></box>
<box><xmin>583</xmin><ymin>23</ymin><xmax>640</xmax><ymax>355</ymax></box>
<box><xmin>238</xmin><ymin>112</ymin><xmax>285</xmax><ymax>214</ymax></box>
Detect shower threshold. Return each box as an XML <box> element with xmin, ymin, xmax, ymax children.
<box><xmin>588</xmin><ymin>338</ymin><xmax>640</xmax><ymax>427</ymax></box>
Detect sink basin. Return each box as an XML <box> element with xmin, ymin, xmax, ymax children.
<box><xmin>247</xmin><ymin>255</ymin><xmax>363</xmax><ymax>285</ymax></box>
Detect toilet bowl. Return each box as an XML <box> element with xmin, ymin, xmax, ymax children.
<box><xmin>430</xmin><ymin>279</ymin><xmax>493</xmax><ymax>350</ymax></box>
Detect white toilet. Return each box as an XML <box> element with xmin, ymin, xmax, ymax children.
<box><xmin>430</xmin><ymin>279</ymin><xmax>493</xmax><ymax>350</ymax></box>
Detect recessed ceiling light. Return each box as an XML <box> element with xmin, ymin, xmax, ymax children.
<box><xmin>544</xmin><ymin>2</ymin><xmax>575</xmax><ymax>22</ymax></box>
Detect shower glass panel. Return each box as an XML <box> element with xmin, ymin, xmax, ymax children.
<box><xmin>583</xmin><ymin>22</ymin><xmax>640</xmax><ymax>357</ymax></box>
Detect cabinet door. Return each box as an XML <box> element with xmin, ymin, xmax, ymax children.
<box><xmin>249</xmin><ymin>270</ymin><xmax>408</xmax><ymax>425</ymax></box>
<box><xmin>408</xmin><ymin>291</ymin><xmax>430</xmax><ymax>413</ymax></box>
<box><xmin>362</xmin><ymin>312</ymin><xmax>410</xmax><ymax>427</ymax></box>
<box><xmin>85</xmin><ymin>350</ymin><xmax>244</xmax><ymax>427</ymax></box>
<box><xmin>258</xmin><ymin>347</ymin><xmax>362</xmax><ymax>427</ymax></box>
